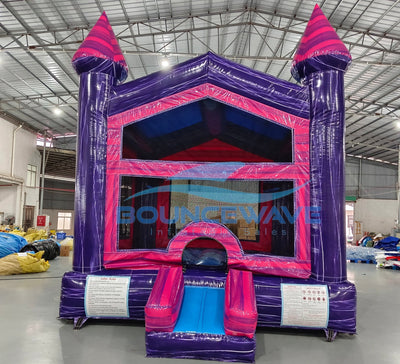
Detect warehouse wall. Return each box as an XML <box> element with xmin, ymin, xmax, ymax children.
<box><xmin>42</xmin><ymin>178</ymin><xmax>75</xmax><ymax>235</ymax></box>
<box><xmin>346</xmin><ymin>156</ymin><xmax>399</xmax><ymax>242</ymax></box>
<box><xmin>43</xmin><ymin>179</ymin><xmax>75</xmax><ymax>210</ymax></box>
<box><xmin>354</xmin><ymin>199</ymin><xmax>398</xmax><ymax>236</ymax></box>
<box><xmin>42</xmin><ymin>208</ymin><xmax>74</xmax><ymax>236</ymax></box>
<box><xmin>0</xmin><ymin>186</ymin><xmax>18</xmax><ymax>223</ymax></box>
<box><xmin>0</xmin><ymin>118</ymin><xmax>41</xmax><ymax>226</ymax></box>
<box><xmin>345</xmin><ymin>156</ymin><xmax>397</xmax><ymax>200</ymax></box>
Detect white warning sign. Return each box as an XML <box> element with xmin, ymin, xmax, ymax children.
<box><xmin>85</xmin><ymin>275</ymin><xmax>130</xmax><ymax>318</ymax></box>
<box><xmin>281</xmin><ymin>283</ymin><xmax>329</xmax><ymax>328</ymax></box>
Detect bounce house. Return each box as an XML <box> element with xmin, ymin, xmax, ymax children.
<box><xmin>59</xmin><ymin>4</ymin><xmax>356</xmax><ymax>362</ymax></box>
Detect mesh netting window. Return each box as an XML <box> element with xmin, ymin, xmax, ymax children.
<box><xmin>118</xmin><ymin>176</ymin><xmax>294</xmax><ymax>257</ymax></box>
<box><xmin>122</xmin><ymin>98</ymin><xmax>292</xmax><ymax>163</ymax></box>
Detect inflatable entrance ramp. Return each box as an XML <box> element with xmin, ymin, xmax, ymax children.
<box><xmin>145</xmin><ymin>267</ymin><xmax>258</xmax><ymax>362</ymax></box>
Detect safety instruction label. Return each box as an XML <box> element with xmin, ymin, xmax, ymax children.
<box><xmin>281</xmin><ymin>283</ymin><xmax>329</xmax><ymax>328</ymax></box>
<box><xmin>85</xmin><ymin>275</ymin><xmax>130</xmax><ymax>318</ymax></box>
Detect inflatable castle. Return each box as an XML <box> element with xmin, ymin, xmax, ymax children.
<box><xmin>59</xmin><ymin>4</ymin><xmax>356</xmax><ymax>362</ymax></box>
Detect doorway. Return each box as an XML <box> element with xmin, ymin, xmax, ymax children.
<box><xmin>23</xmin><ymin>205</ymin><xmax>35</xmax><ymax>231</ymax></box>
<box><xmin>345</xmin><ymin>202</ymin><xmax>355</xmax><ymax>244</ymax></box>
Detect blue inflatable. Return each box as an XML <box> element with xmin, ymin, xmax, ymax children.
<box><xmin>0</xmin><ymin>233</ymin><xmax>27</xmax><ymax>258</ymax></box>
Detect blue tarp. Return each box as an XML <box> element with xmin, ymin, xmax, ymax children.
<box><xmin>0</xmin><ymin>233</ymin><xmax>27</xmax><ymax>258</ymax></box>
<box><xmin>374</xmin><ymin>236</ymin><xmax>400</xmax><ymax>251</ymax></box>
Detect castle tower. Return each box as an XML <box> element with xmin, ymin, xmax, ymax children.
<box><xmin>72</xmin><ymin>12</ymin><xmax>128</xmax><ymax>273</ymax></box>
<box><xmin>291</xmin><ymin>4</ymin><xmax>352</xmax><ymax>282</ymax></box>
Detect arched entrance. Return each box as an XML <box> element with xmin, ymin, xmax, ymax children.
<box><xmin>167</xmin><ymin>221</ymin><xmax>244</xmax><ymax>269</ymax></box>
<box><xmin>182</xmin><ymin>237</ymin><xmax>228</xmax><ymax>271</ymax></box>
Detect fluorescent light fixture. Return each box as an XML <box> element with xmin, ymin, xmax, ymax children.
<box><xmin>161</xmin><ymin>57</ymin><xmax>170</xmax><ymax>69</ymax></box>
<box><xmin>53</xmin><ymin>107</ymin><xmax>63</xmax><ymax>116</ymax></box>
<box><xmin>53</xmin><ymin>133</ymin><xmax>77</xmax><ymax>139</ymax></box>
<box><xmin>36</xmin><ymin>139</ymin><xmax>53</xmax><ymax>147</ymax></box>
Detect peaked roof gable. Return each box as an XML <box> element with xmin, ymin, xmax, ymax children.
<box><xmin>110</xmin><ymin>52</ymin><xmax>310</xmax><ymax>120</ymax></box>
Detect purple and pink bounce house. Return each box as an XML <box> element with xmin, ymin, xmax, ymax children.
<box><xmin>59</xmin><ymin>4</ymin><xmax>356</xmax><ymax>362</ymax></box>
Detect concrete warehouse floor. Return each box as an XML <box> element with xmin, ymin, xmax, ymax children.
<box><xmin>1</xmin><ymin>256</ymin><xmax>399</xmax><ymax>364</ymax></box>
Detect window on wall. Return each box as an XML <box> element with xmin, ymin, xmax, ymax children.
<box><xmin>57</xmin><ymin>212</ymin><xmax>72</xmax><ymax>230</ymax></box>
<box><xmin>26</xmin><ymin>164</ymin><xmax>37</xmax><ymax>187</ymax></box>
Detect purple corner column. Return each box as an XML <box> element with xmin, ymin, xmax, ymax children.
<box><xmin>70</xmin><ymin>12</ymin><xmax>128</xmax><ymax>273</ymax></box>
<box><xmin>72</xmin><ymin>70</ymin><xmax>111</xmax><ymax>273</ymax></box>
<box><xmin>291</xmin><ymin>5</ymin><xmax>352</xmax><ymax>282</ymax></box>
<box><xmin>307</xmin><ymin>66</ymin><xmax>348</xmax><ymax>282</ymax></box>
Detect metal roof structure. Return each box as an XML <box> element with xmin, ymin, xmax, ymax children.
<box><xmin>1</xmin><ymin>0</ymin><xmax>400</xmax><ymax>165</ymax></box>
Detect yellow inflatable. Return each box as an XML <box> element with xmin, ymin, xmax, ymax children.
<box><xmin>0</xmin><ymin>251</ymin><xmax>50</xmax><ymax>275</ymax></box>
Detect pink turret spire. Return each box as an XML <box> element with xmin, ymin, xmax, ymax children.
<box><xmin>291</xmin><ymin>4</ymin><xmax>351</xmax><ymax>82</ymax></box>
<box><xmin>72</xmin><ymin>12</ymin><xmax>128</xmax><ymax>82</ymax></box>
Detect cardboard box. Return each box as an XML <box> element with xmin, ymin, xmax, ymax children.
<box><xmin>225</xmin><ymin>224</ymin><xmax>237</xmax><ymax>235</ymax></box>
<box><xmin>238</xmin><ymin>227</ymin><xmax>256</xmax><ymax>241</ymax></box>
<box><xmin>60</xmin><ymin>245</ymin><xmax>70</xmax><ymax>257</ymax></box>
<box><xmin>237</xmin><ymin>219</ymin><xmax>256</xmax><ymax>229</ymax></box>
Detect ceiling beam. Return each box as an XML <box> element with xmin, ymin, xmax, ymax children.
<box><xmin>2</xmin><ymin>7</ymin><xmax>400</xmax><ymax>44</ymax></box>
<box><xmin>3</xmin><ymin>10</ymin><xmax>400</xmax><ymax>59</ymax></box>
